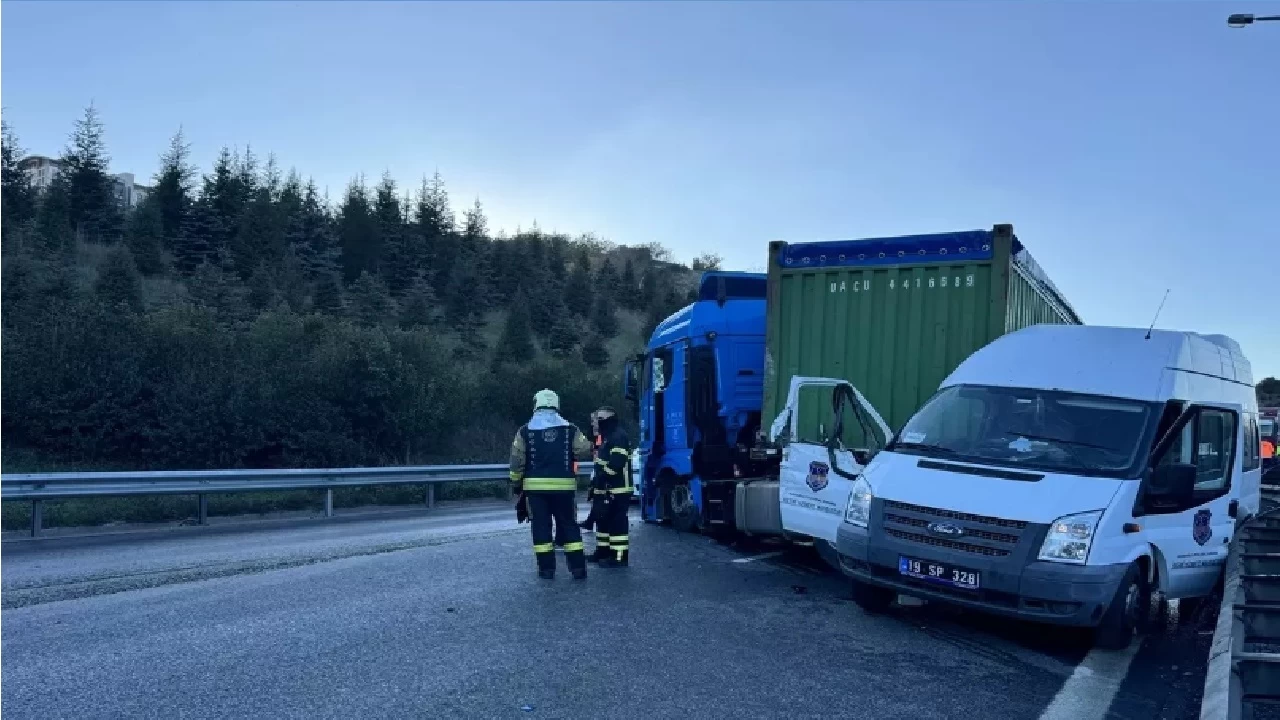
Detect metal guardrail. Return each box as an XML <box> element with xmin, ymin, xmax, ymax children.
<box><xmin>1</xmin><ymin>463</ymin><xmax>595</xmax><ymax>538</ymax></box>
<box><xmin>1202</xmin><ymin>486</ymin><xmax>1280</xmax><ymax>720</ymax></box>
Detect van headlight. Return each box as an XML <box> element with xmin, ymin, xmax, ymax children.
<box><xmin>1037</xmin><ymin>510</ymin><xmax>1102</xmax><ymax>564</ymax></box>
<box><xmin>843</xmin><ymin>476</ymin><xmax>873</xmax><ymax>528</ymax></box>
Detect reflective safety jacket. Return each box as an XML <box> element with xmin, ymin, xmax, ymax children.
<box><xmin>510</xmin><ymin>418</ymin><xmax>592</xmax><ymax>492</ymax></box>
<box><xmin>593</xmin><ymin>427</ymin><xmax>633</xmax><ymax>496</ymax></box>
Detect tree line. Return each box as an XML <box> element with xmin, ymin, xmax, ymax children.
<box><xmin>1</xmin><ymin>107</ymin><xmax>704</xmax><ymax>471</ymax></box>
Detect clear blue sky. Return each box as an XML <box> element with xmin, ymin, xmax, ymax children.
<box><xmin>3</xmin><ymin>1</ymin><xmax>1277</xmax><ymax>378</ymax></box>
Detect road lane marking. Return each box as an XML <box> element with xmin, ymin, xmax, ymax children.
<box><xmin>733</xmin><ymin>551</ymin><xmax>784</xmax><ymax>564</ymax></box>
<box><xmin>1037</xmin><ymin>642</ymin><xmax>1141</xmax><ymax>720</ymax></box>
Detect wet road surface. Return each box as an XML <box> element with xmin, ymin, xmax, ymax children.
<box><xmin>1</xmin><ymin>502</ymin><xmax>1216</xmax><ymax>719</ymax></box>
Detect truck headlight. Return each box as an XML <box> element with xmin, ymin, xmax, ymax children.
<box><xmin>843</xmin><ymin>476</ymin><xmax>872</xmax><ymax>528</ymax></box>
<box><xmin>1037</xmin><ymin>510</ymin><xmax>1102</xmax><ymax>564</ymax></box>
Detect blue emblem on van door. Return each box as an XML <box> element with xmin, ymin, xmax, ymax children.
<box><xmin>806</xmin><ymin>461</ymin><xmax>830</xmax><ymax>492</ymax></box>
<box><xmin>1193</xmin><ymin>509</ymin><xmax>1213</xmax><ymax>546</ymax></box>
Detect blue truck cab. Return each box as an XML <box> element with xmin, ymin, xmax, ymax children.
<box><xmin>622</xmin><ymin>271</ymin><xmax>768</xmax><ymax>531</ymax></box>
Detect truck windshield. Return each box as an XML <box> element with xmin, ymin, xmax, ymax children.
<box><xmin>1262</xmin><ymin>419</ymin><xmax>1276</xmax><ymax>440</ymax></box>
<box><xmin>891</xmin><ymin>384</ymin><xmax>1155</xmax><ymax>476</ymax></box>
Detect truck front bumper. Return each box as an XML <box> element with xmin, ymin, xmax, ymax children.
<box><xmin>835</xmin><ymin>523</ymin><xmax>1129</xmax><ymax>628</ymax></box>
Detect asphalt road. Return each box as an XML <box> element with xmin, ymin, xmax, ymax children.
<box><xmin>1</xmin><ymin>501</ymin><xmax>1216</xmax><ymax>719</ymax></box>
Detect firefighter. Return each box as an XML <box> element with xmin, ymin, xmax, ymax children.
<box><xmin>510</xmin><ymin>389</ymin><xmax>594</xmax><ymax>580</ymax></box>
<box><xmin>591</xmin><ymin>406</ymin><xmax>633</xmax><ymax>567</ymax></box>
<box><xmin>580</xmin><ymin>415</ymin><xmax>605</xmax><ymax>534</ymax></box>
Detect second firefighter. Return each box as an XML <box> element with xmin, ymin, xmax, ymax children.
<box><xmin>590</xmin><ymin>406</ymin><xmax>633</xmax><ymax>567</ymax></box>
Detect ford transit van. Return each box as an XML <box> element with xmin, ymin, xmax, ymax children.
<box><xmin>831</xmin><ymin>325</ymin><xmax>1262</xmax><ymax>649</ymax></box>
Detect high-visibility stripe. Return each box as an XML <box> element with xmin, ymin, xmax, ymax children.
<box><xmin>533</xmin><ymin>543</ymin><xmax>554</xmax><ymax>553</ymax></box>
<box><xmin>610</xmin><ymin>447</ymin><xmax>630</xmax><ymax>456</ymax></box>
<box><xmin>523</xmin><ymin>477</ymin><xmax>577</xmax><ymax>491</ymax></box>
<box><xmin>563</xmin><ymin>541</ymin><xmax>584</xmax><ymax>552</ymax></box>
<box><xmin>510</xmin><ymin>472</ymin><xmax>522</xmax><ymax>482</ymax></box>
<box><xmin>611</xmin><ymin>535</ymin><xmax>629</xmax><ymax>543</ymax></box>
<box><xmin>608</xmin><ymin>486</ymin><xmax>632</xmax><ymax>494</ymax></box>
<box><xmin>594</xmin><ymin>458</ymin><xmax>619</xmax><ymax>475</ymax></box>
<box><xmin>596</xmin><ymin>533</ymin><xmax>611</xmax><ymax>540</ymax></box>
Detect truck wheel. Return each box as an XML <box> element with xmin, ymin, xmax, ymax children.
<box><xmin>1095</xmin><ymin>562</ymin><xmax>1149</xmax><ymax>650</ymax></box>
<box><xmin>669</xmin><ymin>484</ymin><xmax>699</xmax><ymax>533</ymax></box>
<box><xmin>851</xmin><ymin>579</ymin><xmax>894</xmax><ymax>614</ymax></box>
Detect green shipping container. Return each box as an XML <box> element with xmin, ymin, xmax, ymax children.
<box><xmin>762</xmin><ymin>224</ymin><xmax>1082</xmax><ymax>439</ymax></box>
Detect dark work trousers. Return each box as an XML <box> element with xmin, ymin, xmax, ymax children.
<box><xmin>527</xmin><ymin>491</ymin><xmax>585</xmax><ymax>574</ymax></box>
<box><xmin>588</xmin><ymin>490</ymin><xmax>610</xmax><ymax>560</ymax></box>
<box><xmin>600</xmin><ymin>494</ymin><xmax>630</xmax><ymax>564</ymax></box>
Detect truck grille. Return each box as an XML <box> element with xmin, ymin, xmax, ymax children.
<box><xmin>880</xmin><ymin>500</ymin><xmax>1027</xmax><ymax>557</ymax></box>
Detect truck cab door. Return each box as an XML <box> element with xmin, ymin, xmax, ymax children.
<box><xmin>1139</xmin><ymin>401</ymin><xmax>1244</xmax><ymax>599</ymax></box>
<box><xmin>774</xmin><ymin>376</ymin><xmax>891</xmax><ymax>544</ymax></box>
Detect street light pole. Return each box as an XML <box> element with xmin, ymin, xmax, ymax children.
<box><xmin>1228</xmin><ymin>13</ymin><xmax>1280</xmax><ymax>27</ymax></box>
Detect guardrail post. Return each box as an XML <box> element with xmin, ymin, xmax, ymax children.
<box><xmin>197</xmin><ymin>494</ymin><xmax>208</xmax><ymax>525</ymax></box>
<box><xmin>426</xmin><ymin>484</ymin><xmax>435</xmax><ymax>509</ymax></box>
<box><xmin>324</xmin><ymin>489</ymin><xmax>334</xmax><ymax>518</ymax></box>
<box><xmin>31</xmin><ymin>499</ymin><xmax>43</xmax><ymax>538</ymax></box>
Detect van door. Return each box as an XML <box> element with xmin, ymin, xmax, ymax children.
<box><xmin>1139</xmin><ymin>402</ymin><xmax>1243</xmax><ymax>599</ymax></box>
<box><xmin>775</xmin><ymin>376</ymin><xmax>891</xmax><ymax>543</ymax></box>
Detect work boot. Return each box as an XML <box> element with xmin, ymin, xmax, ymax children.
<box><xmin>588</xmin><ymin>548</ymin><xmax>608</xmax><ymax>564</ymax></box>
<box><xmin>538</xmin><ymin>569</ymin><xmax>555</xmax><ymax>580</ymax></box>
<box><xmin>571</xmin><ymin>568</ymin><xmax>588</xmax><ymax>581</ymax></box>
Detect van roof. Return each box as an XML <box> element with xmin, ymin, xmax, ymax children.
<box><xmin>942</xmin><ymin>325</ymin><xmax>1254</xmax><ymax>404</ymax></box>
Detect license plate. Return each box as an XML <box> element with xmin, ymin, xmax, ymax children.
<box><xmin>898</xmin><ymin>556</ymin><xmax>981</xmax><ymax>590</ymax></box>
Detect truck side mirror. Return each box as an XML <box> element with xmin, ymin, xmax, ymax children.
<box><xmin>1148</xmin><ymin>463</ymin><xmax>1197</xmax><ymax>510</ymax></box>
<box><xmin>622</xmin><ymin>359</ymin><xmax>639</xmax><ymax>402</ymax></box>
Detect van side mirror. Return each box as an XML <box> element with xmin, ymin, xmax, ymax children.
<box><xmin>1147</xmin><ymin>463</ymin><xmax>1197</xmax><ymax>509</ymax></box>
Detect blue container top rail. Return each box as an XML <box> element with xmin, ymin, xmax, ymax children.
<box><xmin>775</xmin><ymin>228</ymin><xmax>1082</xmax><ymax>325</ymax></box>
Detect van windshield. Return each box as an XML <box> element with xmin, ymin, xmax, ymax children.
<box><xmin>1262</xmin><ymin>418</ymin><xmax>1276</xmax><ymax>440</ymax></box>
<box><xmin>891</xmin><ymin>385</ymin><xmax>1156</xmax><ymax>476</ymax></box>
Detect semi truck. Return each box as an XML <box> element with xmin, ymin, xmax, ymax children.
<box><xmin>623</xmin><ymin>271</ymin><xmax>768</xmax><ymax>532</ymax></box>
<box><xmin>630</xmin><ymin>224</ymin><xmax>1081</xmax><ymax>550</ymax></box>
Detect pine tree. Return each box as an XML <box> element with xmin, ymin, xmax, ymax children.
<box><xmin>347</xmin><ymin>270</ymin><xmax>395</xmax><ymax>327</ymax></box>
<box><xmin>287</xmin><ymin>179</ymin><xmax>339</xmax><ymax>280</ymax></box>
<box><xmin>174</xmin><ymin>197</ymin><xmax>218</xmax><ymax>275</ymax></box>
<box><xmin>125</xmin><ymin>196</ymin><xmax>165</xmax><ymax>275</ymax></box>
<box><xmin>35</xmin><ymin>176</ymin><xmax>76</xmax><ymax>258</ymax></box>
<box><xmin>592</xmin><ymin>292</ymin><xmax>619</xmax><ymax>339</ymax></box>
<box><xmin>231</xmin><ymin>183</ymin><xmax>283</xmax><ymax>278</ymax></box>
<box><xmin>640</xmin><ymin>267</ymin><xmax>661</xmax><ymax>310</ymax></box>
<box><xmin>1</xmin><ymin>121</ymin><xmax>38</xmax><ymax>247</ymax></box>
<box><xmin>413</xmin><ymin>173</ymin><xmax>455</xmax><ymax>285</ymax></box>
<box><xmin>95</xmin><ymin>245</ymin><xmax>144</xmax><ymax>313</ymax></box>
<box><xmin>247</xmin><ymin>265</ymin><xmax>276</xmax><ymax>311</ymax></box>
<box><xmin>276</xmin><ymin>246</ymin><xmax>310</xmax><ymax>313</ymax></box>
<box><xmin>337</xmin><ymin>177</ymin><xmax>378</xmax><ymax>282</ymax></box>
<box><xmin>152</xmin><ymin>128</ymin><xmax>195</xmax><ymax>245</ymax></box>
<box><xmin>60</xmin><ymin>104</ymin><xmax>122</xmax><ymax>244</ymax></box>
<box><xmin>582</xmin><ymin>334</ymin><xmax>610</xmax><ymax>368</ymax></box>
<box><xmin>375</xmin><ymin>173</ymin><xmax>413</xmax><ymax>297</ymax></box>
<box><xmin>192</xmin><ymin>148</ymin><xmax>244</xmax><ymax>263</ymax></box>
<box><xmin>312</xmin><ymin>273</ymin><xmax>345</xmax><ymax>314</ymax></box>
<box><xmin>620</xmin><ymin>258</ymin><xmax>639</xmax><ymax>309</ymax></box>
<box><xmin>399</xmin><ymin>276</ymin><xmax>438</xmax><ymax>329</ymax></box>
<box><xmin>564</xmin><ymin>246</ymin><xmax>592</xmax><ymax>315</ymax></box>
<box><xmin>595</xmin><ymin>260</ymin><xmax>619</xmax><ymax>302</ymax></box>
<box><xmin>548</xmin><ymin>316</ymin><xmax>579</xmax><ymax>358</ymax></box>
<box><xmin>494</xmin><ymin>289</ymin><xmax>536</xmax><ymax>364</ymax></box>
<box><xmin>545</xmin><ymin>235</ymin><xmax>569</xmax><ymax>295</ymax></box>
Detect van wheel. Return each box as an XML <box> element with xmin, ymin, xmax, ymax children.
<box><xmin>1095</xmin><ymin>562</ymin><xmax>1149</xmax><ymax>650</ymax></box>
<box><xmin>851</xmin><ymin>580</ymin><xmax>894</xmax><ymax>614</ymax></box>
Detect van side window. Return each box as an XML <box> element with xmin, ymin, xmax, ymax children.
<box><xmin>1192</xmin><ymin>409</ymin><xmax>1235</xmax><ymax>492</ymax></box>
<box><xmin>1152</xmin><ymin>406</ymin><xmax>1236</xmax><ymax>500</ymax></box>
<box><xmin>1243</xmin><ymin>414</ymin><xmax>1261</xmax><ymax>472</ymax></box>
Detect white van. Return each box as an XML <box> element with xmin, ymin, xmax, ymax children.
<box><xmin>822</xmin><ymin>325</ymin><xmax>1262</xmax><ymax>649</ymax></box>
